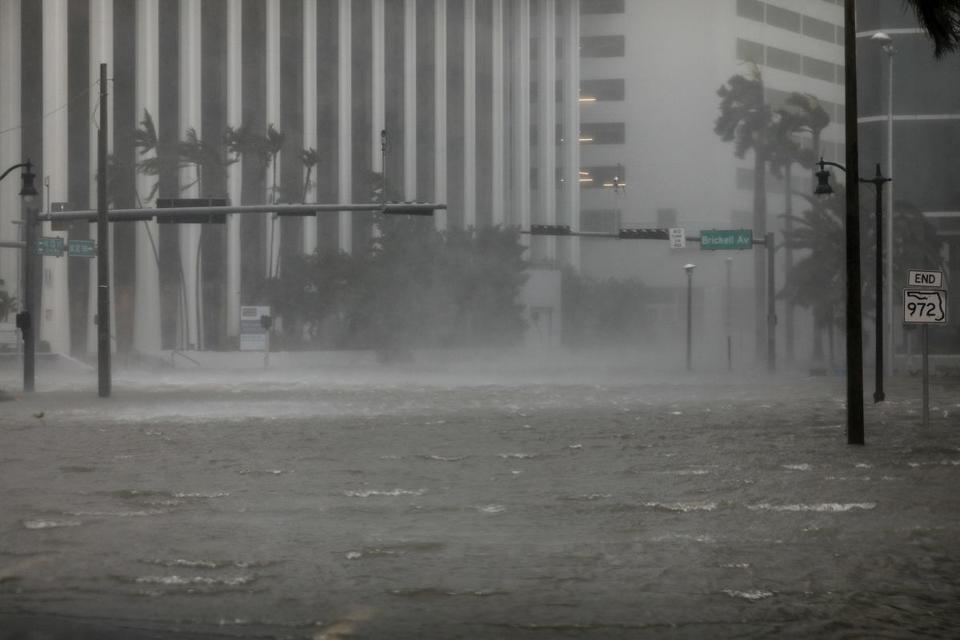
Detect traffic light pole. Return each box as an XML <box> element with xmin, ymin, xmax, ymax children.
<box><xmin>96</xmin><ymin>63</ymin><xmax>110</xmax><ymax>398</ymax></box>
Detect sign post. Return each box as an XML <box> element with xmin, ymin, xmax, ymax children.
<box><xmin>903</xmin><ymin>275</ymin><xmax>948</xmax><ymax>428</ymax></box>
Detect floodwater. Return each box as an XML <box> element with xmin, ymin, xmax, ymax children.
<box><xmin>1</xmin><ymin>361</ymin><xmax>959</xmax><ymax>639</ymax></box>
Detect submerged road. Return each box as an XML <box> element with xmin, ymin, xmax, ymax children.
<box><xmin>0</xmin><ymin>363</ymin><xmax>958</xmax><ymax>638</ymax></box>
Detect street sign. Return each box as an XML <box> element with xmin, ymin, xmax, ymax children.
<box><xmin>907</xmin><ymin>269</ymin><xmax>944</xmax><ymax>289</ymax></box>
<box><xmin>240</xmin><ymin>305</ymin><xmax>271</xmax><ymax>351</ymax></box>
<box><xmin>669</xmin><ymin>228</ymin><xmax>686</xmax><ymax>249</ymax></box>
<box><xmin>68</xmin><ymin>239</ymin><xmax>96</xmax><ymax>258</ymax></box>
<box><xmin>35</xmin><ymin>237</ymin><xmax>64</xmax><ymax>257</ymax></box>
<box><xmin>700</xmin><ymin>229</ymin><xmax>753</xmax><ymax>251</ymax></box>
<box><xmin>903</xmin><ymin>289</ymin><xmax>947</xmax><ymax>324</ymax></box>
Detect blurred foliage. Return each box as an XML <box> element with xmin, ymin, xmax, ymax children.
<box><xmin>252</xmin><ymin>220</ymin><xmax>528</xmax><ymax>358</ymax></box>
<box><xmin>561</xmin><ymin>269</ymin><xmax>651</xmax><ymax>347</ymax></box>
<box><xmin>0</xmin><ymin>287</ymin><xmax>17</xmax><ymax>322</ymax></box>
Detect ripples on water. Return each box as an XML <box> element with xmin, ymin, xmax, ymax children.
<box><xmin>1</xmin><ymin>377</ymin><xmax>958</xmax><ymax>637</ymax></box>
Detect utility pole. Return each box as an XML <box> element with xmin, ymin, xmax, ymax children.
<box><xmin>97</xmin><ymin>63</ymin><xmax>111</xmax><ymax>398</ymax></box>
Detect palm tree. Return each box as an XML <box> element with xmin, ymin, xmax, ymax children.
<box><xmin>715</xmin><ymin>65</ymin><xmax>772</xmax><ymax>361</ymax></box>
<box><xmin>300</xmin><ymin>147</ymin><xmax>319</xmax><ymax>203</ymax></box>
<box><xmin>178</xmin><ymin>127</ymin><xmax>234</xmax><ymax>194</ymax></box>
<box><xmin>767</xmin><ymin>93</ymin><xmax>828</xmax><ymax>364</ymax></box>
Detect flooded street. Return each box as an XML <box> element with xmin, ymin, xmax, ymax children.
<box><xmin>1</xmin><ymin>362</ymin><xmax>959</xmax><ymax>638</ymax></box>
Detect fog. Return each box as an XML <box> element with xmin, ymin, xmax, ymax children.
<box><xmin>2</xmin><ymin>1</ymin><xmax>960</xmax><ymax>637</ymax></box>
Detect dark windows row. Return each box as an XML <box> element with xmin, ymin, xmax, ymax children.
<box><xmin>736</xmin><ymin>0</ymin><xmax>843</xmax><ymax>45</ymax></box>
<box><xmin>581</xmin><ymin>35</ymin><xmax>625</xmax><ymax>58</ymax></box>
<box><xmin>581</xmin><ymin>78</ymin><xmax>625</xmax><ymax>101</ymax></box>
<box><xmin>737</xmin><ymin>38</ymin><xmax>845</xmax><ymax>85</ymax></box>
<box><xmin>580</xmin><ymin>0</ymin><xmax>625</xmax><ymax>15</ymax></box>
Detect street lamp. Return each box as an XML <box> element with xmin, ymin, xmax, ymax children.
<box><xmin>871</xmin><ymin>32</ymin><xmax>896</xmax><ymax>381</ymax></box>
<box><xmin>684</xmin><ymin>263</ymin><xmax>695</xmax><ymax>372</ymax></box>
<box><xmin>815</xmin><ymin>158</ymin><xmax>890</xmax><ymax>404</ymax></box>
<box><xmin>0</xmin><ymin>160</ymin><xmax>39</xmax><ymax>392</ymax></box>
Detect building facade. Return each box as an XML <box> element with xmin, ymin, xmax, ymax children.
<box><xmin>0</xmin><ymin>0</ymin><xmax>582</xmax><ymax>356</ymax></box>
<box><xmin>577</xmin><ymin>0</ymin><xmax>846</xmax><ymax>366</ymax></box>
<box><xmin>856</xmin><ymin>0</ymin><xmax>960</xmax><ymax>353</ymax></box>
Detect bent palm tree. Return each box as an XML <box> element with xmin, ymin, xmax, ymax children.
<box><xmin>715</xmin><ymin>65</ymin><xmax>771</xmax><ymax>361</ymax></box>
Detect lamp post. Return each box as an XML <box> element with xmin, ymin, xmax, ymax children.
<box><xmin>871</xmin><ymin>32</ymin><xmax>896</xmax><ymax>381</ymax></box>
<box><xmin>684</xmin><ymin>263</ymin><xmax>695</xmax><ymax>372</ymax></box>
<box><xmin>815</xmin><ymin>158</ymin><xmax>890</xmax><ymax>405</ymax></box>
<box><xmin>0</xmin><ymin>161</ymin><xmax>39</xmax><ymax>391</ymax></box>
<box><xmin>725</xmin><ymin>256</ymin><xmax>733</xmax><ymax>371</ymax></box>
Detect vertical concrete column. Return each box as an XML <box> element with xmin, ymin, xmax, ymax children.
<box><xmin>561</xmin><ymin>0</ymin><xmax>580</xmax><ymax>270</ymax></box>
<box><xmin>403</xmin><ymin>0</ymin><xmax>417</xmax><ymax>201</ymax></box>
<box><xmin>338</xmin><ymin>0</ymin><xmax>353</xmax><ymax>253</ymax></box>
<box><xmin>0</xmin><ymin>0</ymin><xmax>21</xmax><ymax>303</ymax></box>
<box><xmin>371</xmin><ymin>0</ymin><xmax>385</xmax><ymax>177</ymax></box>
<box><xmin>226</xmin><ymin>0</ymin><xmax>243</xmax><ymax>337</ymax></box>
<box><xmin>433</xmin><ymin>0</ymin><xmax>448</xmax><ymax>231</ymax></box>
<box><xmin>490</xmin><ymin>0</ymin><xmax>505</xmax><ymax>226</ymax></box>
<box><xmin>302</xmin><ymin>0</ymin><xmax>318</xmax><ymax>254</ymax></box>
<box><xmin>179</xmin><ymin>0</ymin><xmax>203</xmax><ymax>350</ymax></box>
<box><xmin>41</xmin><ymin>0</ymin><xmax>71</xmax><ymax>354</ymax></box>
<box><xmin>538</xmin><ymin>0</ymin><xmax>557</xmax><ymax>260</ymax></box>
<box><xmin>463</xmin><ymin>0</ymin><xmax>476</xmax><ymax>228</ymax></box>
<box><xmin>88</xmin><ymin>0</ymin><xmax>117</xmax><ymax>354</ymax></box>
<box><xmin>133</xmin><ymin>0</ymin><xmax>162</xmax><ymax>353</ymax></box>
<box><xmin>265</xmin><ymin>0</ymin><xmax>281</xmax><ymax>278</ymax></box>
<box><xmin>512</xmin><ymin>0</ymin><xmax>532</xmax><ymax>241</ymax></box>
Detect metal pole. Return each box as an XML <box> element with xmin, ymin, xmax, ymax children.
<box><xmin>686</xmin><ymin>269</ymin><xmax>693</xmax><ymax>372</ymax></box>
<box><xmin>922</xmin><ymin>324</ymin><xmax>929</xmax><ymax>428</ymax></box>
<box><xmin>766</xmin><ymin>232</ymin><xmax>775</xmax><ymax>373</ymax></box>
<box><xmin>22</xmin><ymin>203</ymin><xmax>37</xmax><ymax>392</ymax></box>
<box><xmin>874</xmin><ymin>165</ymin><xmax>885</xmax><ymax>402</ymax></box>
<box><xmin>726</xmin><ymin>257</ymin><xmax>733</xmax><ymax>372</ymax></box>
<box><xmin>97</xmin><ymin>63</ymin><xmax>111</xmax><ymax>398</ymax></box>
<box><xmin>885</xmin><ymin>49</ymin><xmax>895</xmax><ymax>381</ymax></box>
<box><xmin>843</xmin><ymin>0</ymin><xmax>865</xmax><ymax>445</ymax></box>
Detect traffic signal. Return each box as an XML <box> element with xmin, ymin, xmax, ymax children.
<box><xmin>618</xmin><ymin>228</ymin><xmax>669</xmax><ymax>240</ymax></box>
<box><xmin>530</xmin><ymin>224</ymin><xmax>572</xmax><ymax>236</ymax></box>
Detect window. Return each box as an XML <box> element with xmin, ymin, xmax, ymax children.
<box><xmin>736</xmin><ymin>0</ymin><xmax>764</xmax><ymax>22</ymax></box>
<box><xmin>802</xmin><ymin>15</ymin><xmax>836</xmax><ymax>43</ymax></box>
<box><xmin>766</xmin><ymin>5</ymin><xmax>801</xmax><ymax>32</ymax></box>
<box><xmin>803</xmin><ymin>56</ymin><xmax>835</xmax><ymax>83</ymax></box>
<box><xmin>580</xmin><ymin>165</ymin><xmax>625</xmax><ymax>189</ymax></box>
<box><xmin>580</xmin><ymin>0</ymin><xmax>625</xmax><ymax>15</ymax></box>
<box><xmin>765</xmin><ymin>46</ymin><xmax>802</xmax><ymax>74</ymax></box>
<box><xmin>580</xmin><ymin>35</ymin><xmax>625</xmax><ymax>58</ymax></box>
<box><xmin>579</xmin><ymin>122</ymin><xmax>625</xmax><ymax>145</ymax></box>
<box><xmin>736</xmin><ymin>38</ymin><xmax>764</xmax><ymax>64</ymax></box>
<box><xmin>580</xmin><ymin>79</ymin><xmax>625</xmax><ymax>101</ymax></box>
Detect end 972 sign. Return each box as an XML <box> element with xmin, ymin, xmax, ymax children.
<box><xmin>903</xmin><ymin>289</ymin><xmax>947</xmax><ymax>324</ymax></box>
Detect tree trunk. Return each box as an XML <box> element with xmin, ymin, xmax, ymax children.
<box><xmin>753</xmin><ymin>144</ymin><xmax>767</xmax><ymax>367</ymax></box>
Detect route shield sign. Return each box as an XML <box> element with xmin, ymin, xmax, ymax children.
<box><xmin>35</xmin><ymin>237</ymin><xmax>65</xmax><ymax>257</ymax></box>
<box><xmin>903</xmin><ymin>289</ymin><xmax>947</xmax><ymax>324</ymax></box>
<box><xmin>700</xmin><ymin>229</ymin><xmax>752</xmax><ymax>250</ymax></box>
<box><xmin>68</xmin><ymin>239</ymin><xmax>96</xmax><ymax>258</ymax></box>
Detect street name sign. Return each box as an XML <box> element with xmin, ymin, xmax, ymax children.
<box><xmin>68</xmin><ymin>239</ymin><xmax>96</xmax><ymax>258</ymax></box>
<box><xmin>669</xmin><ymin>228</ymin><xmax>686</xmax><ymax>249</ymax></box>
<box><xmin>903</xmin><ymin>289</ymin><xmax>947</xmax><ymax>324</ymax></box>
<box><xmin>700</xmin><ymin>229</ymin><xmax>752</xmax><ymax>250</ymax></box>
<box><xmin>907</xmin><ymin>269</ymin><xmax>944</xmax><ymax>288</ymax></box>
<box><xmin>35</xmin><ymin>237</ymin><xmax>64</xmax><ymax>257</ymax></box>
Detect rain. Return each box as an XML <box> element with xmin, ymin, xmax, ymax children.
<box><xmin>1</xmin><ymin>1</ymin><xmax>959</xmax><ymax>638</ymax></box>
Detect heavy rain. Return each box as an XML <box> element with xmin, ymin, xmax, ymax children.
<box><xmin>1</xmin><ymin>1</ymin><xmax>959</xmax><ymax>638</ymax></box>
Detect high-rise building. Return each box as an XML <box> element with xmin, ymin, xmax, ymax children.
<box><xmin>577</xmin><ymin>0</ymin><xmax>845</xmax><ymax>366</ymax></box>
<box><xmin>0</xmin><ymin>0</ymin><xmax>582</xmax><ymax>356</ymax></box>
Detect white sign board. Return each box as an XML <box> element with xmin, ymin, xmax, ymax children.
<box><xmin>903</xmin><ymin>289</ymin><xmax>947</xmax><ymax>324</ymax></box>
<box><xmin>240</xmin><ymin>305</ymin><xmax>271</xmax><ymax>351</ymax></box>
<box><xmin>907</xmin><ymin>269</ymin><xmax>944</xmax><ymax>289</ymax></box>
<box><xmin>669</xmin><ymin>228</ymin><xmax>686</xmax><ymax>249</ymax></box>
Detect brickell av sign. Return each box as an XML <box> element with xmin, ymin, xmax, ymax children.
<box><xmin>700</xmin><ymin>229</ymin><xmax>752</xmax><ymax>251</ymax></box>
